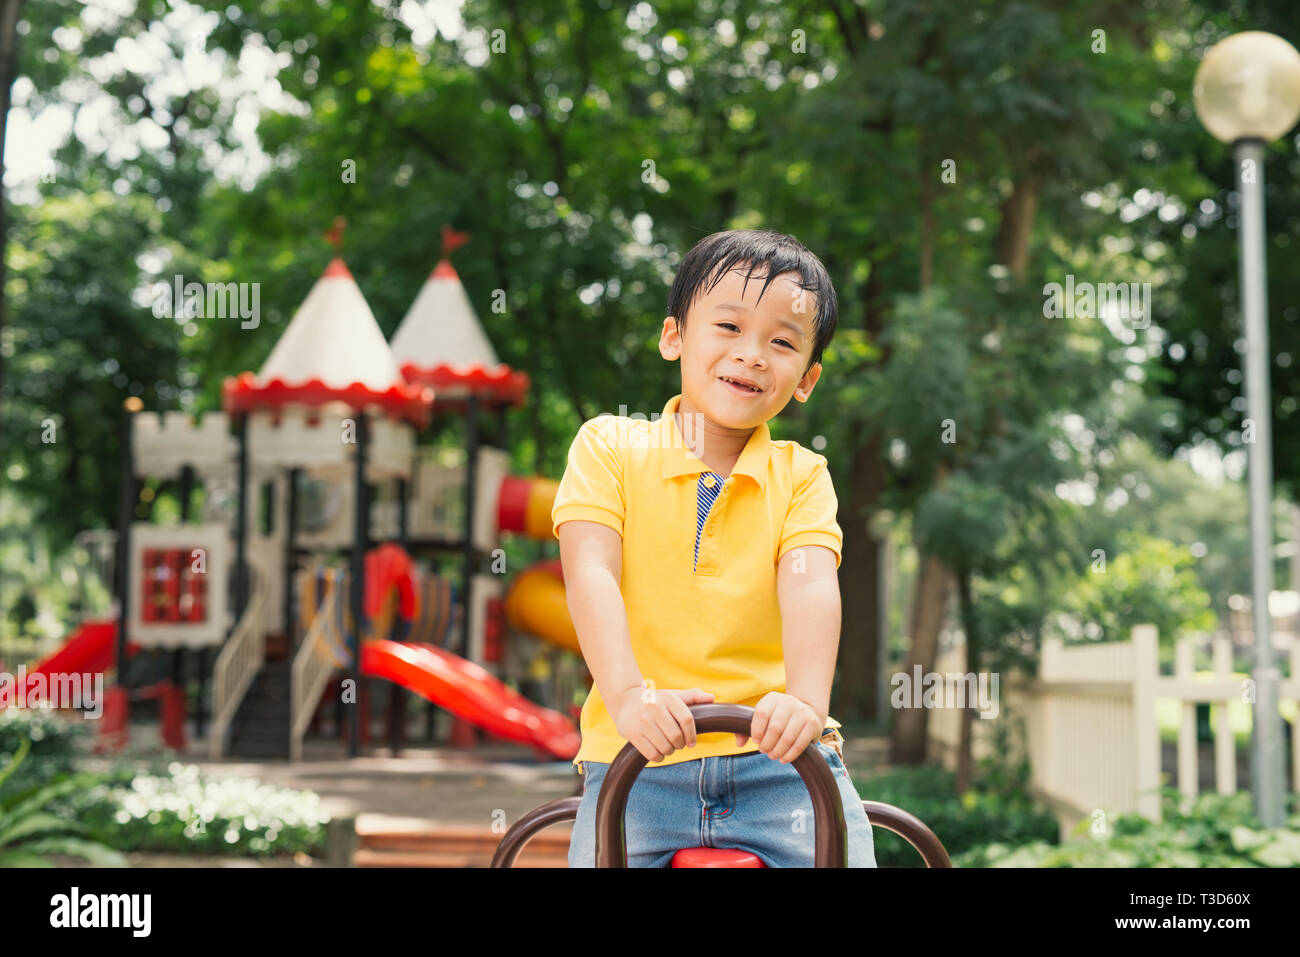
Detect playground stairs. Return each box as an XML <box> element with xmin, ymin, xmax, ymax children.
<box><xmin>352</xmin><ymin>819</ymin><xmax>571</xmax><ymax>868</ymax></box>
<box><xmin>227</xmin><ymin>659</ymin><xmax>291</xmax><ymax>759</ymax></box>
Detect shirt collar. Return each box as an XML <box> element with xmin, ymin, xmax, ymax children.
<box><xmin>658</xmin><ymin>393</ymin><xmax>769</xmax><ymax>492</ymax></box>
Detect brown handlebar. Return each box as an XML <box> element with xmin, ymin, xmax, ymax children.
<box><xmin>861</xmin><ymin>800</ymin><xmax>953</xmax><ymax>868</ymax></box>
<box><xmin>594</xmin><ymin>703</ymin><xmax>848</xmax><ymax>867</ymax></box>
<box><xmin>490</xmin><ymin>704</ymin><xmax>954</xmax><ymax>868</ymax></box>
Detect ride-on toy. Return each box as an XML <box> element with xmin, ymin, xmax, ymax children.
<box><xmin>491</xmin><ymin>703</ymin><xmax>952</xmax><ymax>867</ymax></box>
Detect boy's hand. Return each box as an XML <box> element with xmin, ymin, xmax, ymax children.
<box><xmin>612</xmin><ymin>686</ymin><xmax>715</xmax><ymax>763</ymax></box>
<box><xmin>735</xmin><ymin>692</ymin><xmax>822</xmax><ymax>764</ymax></box>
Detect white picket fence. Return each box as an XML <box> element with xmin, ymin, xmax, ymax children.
<box><xmin>927</xmin><ymin>626</ymin><xmax>1300</xmax><ymax>840</ymax></box>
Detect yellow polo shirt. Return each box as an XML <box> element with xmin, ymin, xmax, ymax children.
<box><xmin>552</xmin><ymin>393</ymin><xmax>843</xmax><ymax>771</ymax></box>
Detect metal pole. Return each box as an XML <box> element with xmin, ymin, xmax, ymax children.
<box><xmin>234</xmin><ymin>414</ymin><xmax>250</xmax><ymax>618</ymax></box>
<box><xmin>348</xmin><ymin>412</ymin><xmax>370</xmax><ymax>758</ymax></box>
<box><xmin>114</xmin><ymin>400</ymin><xmax>139</xmax><ymax>695</ymax></box>
<box><xmin>461</xmin><ymin>393</ymin><xmax>478</xmax><ymax>661</ymax></box>
<box><xmin>1235</xmin><ymin>137</ymin><xmax>1285</xmax><ymax>827</ymax></box>
<box><xmin>389</xmin><ymin>474</ymin><xmax>409</xmax><ymax>756</ymax></box>
<box><xmin>174</xmin><ymin>465</ymin><xmax>194</xmax><ymax>697</ymax></box>
<box><xmin>877</xmin><ymin>535</ymin><xmax>890</xmax><ymax>728</ymax></box>
<box><xmin>284</xmin><ymin>467</ymin><xmax>300</xmax><ymax>652</ymax></box>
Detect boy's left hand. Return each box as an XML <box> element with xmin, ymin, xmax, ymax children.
<box><xmin>734</xmin><ymin>692</ymin><xmax>822</xmax><ymax>764</ymax></box>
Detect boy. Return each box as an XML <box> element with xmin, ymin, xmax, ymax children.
<box><xmin>552</xmin><ymin>228</ymin><xmax>876</xmax><ymax>867</ymax></box>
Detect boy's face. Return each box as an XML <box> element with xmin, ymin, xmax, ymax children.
<box><xmin>659</xmin><ymin>264</ymin><xmax>821</xmax><ymax>429</ymax></box>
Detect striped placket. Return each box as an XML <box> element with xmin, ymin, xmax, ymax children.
<box><xmin>693</xmin><ymin>471</ymin><xmax>724</xmax><ymax>571</ymax></box>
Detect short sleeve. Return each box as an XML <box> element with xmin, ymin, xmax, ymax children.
<box><xmin>777</xmin><ymin>456</ymin><xmax>842</xmax><ymax>569</ymax></box>
<box><xmin>551</xmin><ymin>417</ymin><xmax>626</xmax><ymax>539</ymax></box>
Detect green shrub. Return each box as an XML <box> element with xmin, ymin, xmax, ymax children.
<box><xmin>0</xmin><ymin>707</ymin><xmax>92</xmax><ymax>794</ymax></box>
<box><xmin>0</xmin><ymin>738</ymin><xmax>127</xmax><ymax>867</ymax></box>
<box><xmin>854</xmin><ymin>707</ymin><xmax>1058</xmax><ymax>867</ymax></box>
<box><xmin>858</xmin><ymin>763</ymin><xmax>1059</xmax><ymax>867</ymax></box>
<box><xmin>958</xmin><ymin>788</ymin><xmax>1300</xmax><ymax>867</ymax></box>
<box><xmin>56</xmin><ymin>762</ymin><xmax>331</xmax><ymax>858</ymax></box>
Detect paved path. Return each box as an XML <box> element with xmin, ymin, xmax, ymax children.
<box><xmin>99</xmin><ymin>721</ymin><xmax>894</xmax><ymax>833</ymax></box>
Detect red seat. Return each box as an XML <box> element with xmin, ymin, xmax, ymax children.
<box><xmin>671</xmin><ymin>846</ymin><xmax>766</xmax><ymax>868</ymax></box>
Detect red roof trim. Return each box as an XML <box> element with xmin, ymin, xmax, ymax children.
<box><xmin>222</xmin><ymin>372</ymin><xmax>434</xmax><ymax>427</ymax></box>
<box><xmin>399</xmin><ymin>363</ymin><xmax>530</xmax><ymax>405</ymax></box>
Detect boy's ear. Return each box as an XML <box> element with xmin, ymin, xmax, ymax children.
<box><xmin>790</xmin><ymin>362</ymin><xmax>821</xmax><ymax>403</ymax></box>
<box><xmin>658</xmin><ymin>316</ymin><xmax>682</xmax><ymax>360</ymax></box>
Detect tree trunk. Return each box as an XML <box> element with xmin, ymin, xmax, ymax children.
<box><xmin>890</xmin><ymin>550</ymin><xmax>951</xmax><ymax>764</ymax></box>
<box><xmin>952</xmin><ymin>175</ymin><xmax>1041</xmax><ymax>783</ymax></box>
<box><xmin>993</xmin><ymin>175</ymin><xmax>1041</xmax><ymax>278</ymax></box>
<box><xmin>838</xmin><ymin>430</ymin><xmax>886</xmax><ymax>720</ymax></box>
<box><xmin>954</xmin><ymin>564</ymin><xmax>978</xmax><ymax>794</ymax></box>
<box><xmin>918</xmin><ymin>128</ymin><xmax>935</xmax><ymax>291</ymax></box>
<box><xmin>0</xmin><ymin>0</ymin><xmax>28</xmax><ymax>402</ymax></box>
<box><xmin>888</xmin><ymin>153</ymin><xmax>954</xmax><ymax>764</ymax></box>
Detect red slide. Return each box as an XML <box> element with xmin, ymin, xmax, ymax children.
<box><xmin>1</xmin><ymin>620</ymin><xmax>136</xmax><ymax>708</ymax></box>
<box><xmin>361</xmin><ymin>638</ymin><xmax>580</xmax><ymax>760</ymax></box>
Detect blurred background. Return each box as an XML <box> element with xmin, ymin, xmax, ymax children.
<box><xmin>1</xmin><ymin>0</ymin><xmax>1299</xmax><ymax>867</ymax></box>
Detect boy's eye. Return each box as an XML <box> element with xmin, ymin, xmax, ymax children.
<box><xmin>718</xmin><ymin>322</ymin><xmax>795</xmax><ymax>349</ymax></box>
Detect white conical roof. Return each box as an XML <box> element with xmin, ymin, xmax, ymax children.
<box><xmin>257</xmin><ymin>258</ymin><xmax>402</xmax><ymax>391</ymax></box>
<box><xmin>390</xmin><ymin>260</ymin><xmax>500</xmax><ymax>372</ymax></box>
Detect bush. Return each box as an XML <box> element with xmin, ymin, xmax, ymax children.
<box><xmin>958</xmin><ymin>788</ymin><xmax>1300</xmax><ymax>867</ymax></box>
<box><xmin>0</xmin><ymin>707</ymin><xmax>92</xmax><ymax>794</ymax></box>
<box><xmin>858</xmin><ymin>763</ymin><xmax>1059</xmax><ymax>867</ymax></box>
<box><xmin>0</xmin><ymin>710</ymin><xmax>330</xmax><ymax>860</ymax></box>
<box><xmin>852</xmin><ymin>706</ymin><xmax>1058</xmax><ymax>866</ymax></box>
<box><xmin>54</xmin><ymin>762</ymin><xmax>331</xmax><ymax>859</ymax></box>
<box><xmin>0</xmin><ymin>738</ymin><xmax>127</xmax><ymax>867</ymax></box>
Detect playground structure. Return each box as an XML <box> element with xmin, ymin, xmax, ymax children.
<box><xmin>11</xmin><ymin>226</ymin><xmax>584</xmax><ymax>764</ymax></box>
<box><xmin>491</xmin><ymin>704</ymin><xmax>953</xmax><ymax>868</ymax></box>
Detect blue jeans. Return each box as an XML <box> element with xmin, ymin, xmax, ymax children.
<box><xmin>567</xmin><ymin>733</ymin><xmax>878</xmax><ymax>867</ymax></box>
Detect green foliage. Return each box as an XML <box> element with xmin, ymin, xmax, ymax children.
<box><xmin>0</xmin><ymin>738</ymin><xmax>127</xmax><ymax>867</ymax></box>
<box><xmin>959</xmin><ymin>788</ymin><xmax>1300</xmax><ymax>867</ymax></box>
<box><xmin>0</xmin><ymin>711</ymin><xmax>328</xmax><ymax>859</ymax></box>
<box><xmin>4</xmin><ymin>190</ymin><xmax>184</xmax><ymax>548</ymax></box>
<box><xmin>0</xmin><ymin>491</ymin><xmax>113</xmax><ymax>653</ymax></box>
<box><xmin>7</xmin><ymin>0</ymin><xmax>1295</xmax><ymax>747</ymax></box>
<box><xmin>0</xmin><ymin>707</ymin><xmax>92</xmax><ymax>795</ymax></box>
<box><xmin>55</xmin><ymin>762</ymin><xmax>331</xmax><ymax>858</ymax></box>
<box><xmin>857</xmin><ymin>763</ymin><xmax>1058</xmax><ymax>868</ymax></box>
<box><xmin>1054</xmin><ymin>531</ymin><xmax>1216</xmax><ymax>643</ymax></box>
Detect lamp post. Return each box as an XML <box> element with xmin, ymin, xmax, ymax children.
<box><xmin>1193</xmin><ymin>31</ymin><xmax>1300</xmax><ymax>828</ymax></box>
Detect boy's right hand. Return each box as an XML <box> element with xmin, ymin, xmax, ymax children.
<box><xmin>612</xmin><ymin>686</ymin><xmax>715</xmax><ymax>763</ymax></box>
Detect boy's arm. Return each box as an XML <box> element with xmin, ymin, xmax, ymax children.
<box><xmin>776</xmin><ymin>543</ymin><xmax>841</xmax><ymax>729</ymax></box>
<box><xmin>558</xmin><ymin>520</ymin><xmax>644</xmax><ymax>707</ymax></box>
<box><xmin>774</xmin><ymin>455</ymin><xmax>843</xmax><ymax>728</ymax></box>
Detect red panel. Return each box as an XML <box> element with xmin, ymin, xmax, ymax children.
<box><xmin>483</xmin><ymin>597</ymin><xmax>504</xmax><ymax>664</ymax></box>
<box><xmin>496</xmin><ymin>475</ymin><xmax>531</xmax><ymax>534</ymax></box>
<box><xmin>671</xmin><ymin>847</ymin><xmax>767</xmax><ymax>868</ymax></box>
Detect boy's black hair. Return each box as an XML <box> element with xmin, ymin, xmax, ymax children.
<box><xmin>667</xmin><ymin>228</ymin><xmax>838</xmax><ymax>377</ymax></box>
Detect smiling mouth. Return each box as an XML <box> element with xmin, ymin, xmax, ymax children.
<box><xmin>719</xmin><ymin>376</ymin><xmax>763</xmax><ymax>394</ymax></box>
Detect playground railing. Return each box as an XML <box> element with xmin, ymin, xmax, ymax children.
<box><xmin>208</xmin><ymin>565</ymin><xmax>269</xmax><ymax>760</ymax></box>
<box><xmin>291</xmin><ymin>569</ymin><xmax>346</xmax><ymax>763</ymax></box>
